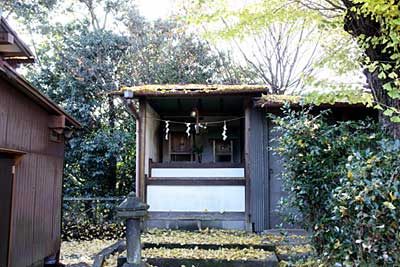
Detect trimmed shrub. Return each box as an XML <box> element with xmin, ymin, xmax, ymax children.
<box><xmin>327</xmin><ymin>139</ymin><xmax>400</xmax><ymax>266</ymax></box>
<box><xmin>272</xmin><ymin>106</ymin><xmax>400</xmax><ymax>265</ymax></box>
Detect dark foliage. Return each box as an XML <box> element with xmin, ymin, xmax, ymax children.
<box><xmin>273</xmin><ymin>107</ymin><xmax>400</xmax><ymax>265</ymax></box>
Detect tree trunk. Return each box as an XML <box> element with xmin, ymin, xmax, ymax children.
<box><xmin>364</xmin><ymin>70</ymin><xmax>400</xmax><ymax>137</ymax></box>
<box><xmin>342</xmin><ymin>0</ymin><xmax>400</xmax><ymax>138</ymax></box>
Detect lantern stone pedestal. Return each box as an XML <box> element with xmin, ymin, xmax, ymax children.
<box><xmin>116</xmin><ymin>192</ymin><xmax>149</xmax><ymax>267</ymax></box>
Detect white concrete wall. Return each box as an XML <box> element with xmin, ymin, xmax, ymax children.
<box><xmin>147</xmin><ymin>185</ymin><xmax>245</xmax><ymax>212</ymax></box>
<box><xmin>151</xmin><ymin>168</ymin><xmax>245</xmax><ymax>178</ymax></box>
<box><xmin>145</xmin><ymin>104</ymin><xmax>160</xmax><ymax>175</ymax></box>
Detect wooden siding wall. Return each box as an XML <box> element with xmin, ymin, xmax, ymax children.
<box><xmin>249</xmin><ymin>108</ymin><xmax>308</xmax><ymax>230</ymax></box>
<box><xmin>0</xmin><ymin>79</ymin><xmax>65</xmax><ymax>267</ymax></box>
<box><xmin>266</xmin><ymin>121</ymin><xmax>286</xmax><ymax>228</ymax></box>
<box><xmin>249</xmin><ymin>108</ymin><xmax>270</xmax><ymax>232</ymax></box>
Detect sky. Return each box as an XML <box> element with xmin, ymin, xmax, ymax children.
<box><xmin>6</xmin><ymin>0</ymin><xmax>178</xmax><ymax>52</ymax></box>
<box><xmin>136</xmin><ymin>0</ymin><xmax>176</xmax><ymax>20</ymax></box>
<box><xmin>135</xmin><ymin>0</ymin><xmax>251</xmax><ymax>20</ymax></box>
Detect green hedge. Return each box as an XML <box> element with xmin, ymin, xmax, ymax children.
<box><xmin>328</xmin><ymin>140</ymin><xmax>400</xmax><ymax>265</ymax></box>
<box><xmin>273</xmin><ymin>107</ymin><xmax>400</xmax><ymax>266</ymax></box>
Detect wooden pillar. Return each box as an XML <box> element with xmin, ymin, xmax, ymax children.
<box><xmin>244</xmin><ymin>98</ymin><xmax>252</xmax><ymax>228</ymax></box>
<box><xmin>137</xmin><ymin>98</ymin><xmax>147</xmax><ymax>201</ymax></box>
<box><xmin>135</xmin><ymin>111</ymin><xmax>140</xmax><ymax>197</ymax></box>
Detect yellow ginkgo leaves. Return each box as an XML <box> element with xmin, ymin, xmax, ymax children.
<box><xmin>339</xmin><ymin>206</ymin><xmax>347</xmax><ymax>217</ymax></box>
<box><xmin>141</xmin><ymin>247</ymin><xmax>272</xmax><ymax>261</ymax></box>
<box><xmin>347</xmin><ymin>171</ymin><xmax>354</xmax><ymax>181</ymax></box>
<box><xmin>383</xmin><ymin>201</ymin><xmax>396</xmax><ymax>210</ymax></box>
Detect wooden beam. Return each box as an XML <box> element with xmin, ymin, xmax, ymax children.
<box><xmin>48</xmin><ymin>115</ymin><xmax>66</xmax><ymax>129</ymax></box>
<box><xmin>0</xmin><ymin>33</ymin><xmax>14</xmax><ymax>45</ymax></box>
<box><xmin>3</xmin><ymin>57</ymin><xmax>34</xmax><ymax>64</ymax></box>
<box><xmin>146</xmin><ymin>177</ymin><xmax>246</xmax><ymax>186</ymax></box>
<box><xmin>150</xmin><ymin>162</ymin><xmax>244</xmax><ymax>168</ymax></box>
<box><xmin>0</xmin><ymin>148</ymin><xmax>26</xmax><ymax>166</ymax></box>
<box><xmin>244</xmin><ymin>98</ymin><xmax>252</xmax><ymax>225</ymax></box>
<box><xmin>160</xmin><ymin>112</ymin><xmax>243</xmax><ymax>117</ymax></box>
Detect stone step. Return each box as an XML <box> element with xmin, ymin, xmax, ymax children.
<box><xmin>117</xmin><ymin>253</ymin><xmax>280</xmax><ymax>267</ymax></box>
<box><xmin>143</xmin><ymin>242</ymin><xmax>275</xmax><ymax>251</ymax></box>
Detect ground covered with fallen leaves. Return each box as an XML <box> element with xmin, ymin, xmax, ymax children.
<box><xmin>141</xmin><ymin>247</ymin><xmax>272</xmax><ymax>260</ymax></box>
<box><xmin>60</xmin><ymin>229</ymin><xmax>312</xmax><ymax>267</ymax></box>
<box><xmin>143</xmin><ymin>228</ymin><xmax>308</xmax><ymax>246</ymax></box>
<box><xmin>276</xmin><ymin>245</ymin><xmax>313</xmax><ymax>256</ymax></box>
<box><xmin>61</xmin><ymin>239</ymin><xmax>117</xmax><ymax>267</ymax></box>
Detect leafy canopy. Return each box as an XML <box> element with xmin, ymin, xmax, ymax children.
<box><xmin>183</xmin><ymin>0</ymin><xmax>400</xmax><ymax>130</ymax></box>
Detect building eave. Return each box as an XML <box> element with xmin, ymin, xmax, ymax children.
<box><xmin>0</xmin><ymin>62</ymin><xmax>81</xmax><ymax>128</ymax></box>
<box><xmin>112</xmin><ymin>84</ymin><xmax>268</xmax><ymax>97</ymax></box>
<box><xmin>0</xmin><ymin>17</ymin><xmax>35</xmax><ymax>62</ymax></box>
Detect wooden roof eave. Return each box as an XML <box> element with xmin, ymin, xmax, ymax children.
<box><xmin>116</xmin><ymin>87</ymin><xmax>267</xmax><ymax>119</ymax></box>
<box><xmin>0</xmin><ymin>62</ymin><xmax>81</xmax><ymax>128</ymax></box>
<box><xmin>254</xmin><ymin>99</ymin><xmax>369</xmax><ymax>109</ymax></box>
<box><xmin>0</xmin><ymin>17</ymin><xmax>35</xmax><ymax>60</ymax></box>
<box><xmin>3</xmin><ymin>56</ymin><xmax>35</xmax><ymax>65</ymax></box>
<box><xmin>111</xmin><ymin>87</ymin><xmax>267</xmax><ymax>98</ymax></box>
<box><xmin>111</xmin><ymin>91</ymin><xmax>266</xmax><ymax>97</ymax></box>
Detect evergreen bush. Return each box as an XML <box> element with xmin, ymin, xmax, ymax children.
<box><xmin>273</xmin><ymin>106</ymin><xmax>400</xmax><ymax>266</ymax></box>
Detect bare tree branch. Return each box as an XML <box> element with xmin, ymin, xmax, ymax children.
<box><xmin>80</xmin><ymin>0</ymin><xmax>101</xmax><ymax>30</ymax></box>
<box><xmin>217</xmin><ymin>16</ymin><xmax>322</xmax><ymax>94</ymax></box>
<box><xmin>294</xmin><ymin>0</ymin><xmax>345</xmax><ymax>18</ymax></box>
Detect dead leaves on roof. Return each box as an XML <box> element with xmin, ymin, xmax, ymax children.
<box><xmin>120</xmin><ymin>84</ymin><xmax>267</xmax><ymax>94</ymax></box>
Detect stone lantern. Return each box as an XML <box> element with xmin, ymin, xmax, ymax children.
<box><xmin>116</xmin><ymin>192</ymin><xmax>149</xmax><ymax>267</ymax></box>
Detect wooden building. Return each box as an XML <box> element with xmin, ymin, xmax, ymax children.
<box><xmin>116</xmin><ymin>84</ymin><xmax>375</xmax><ymax>232</ymax></box>
<box><xmin>0</xmin><ymin>17</ymin><xmax>80</xmax><ymax>267</ymax></box>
